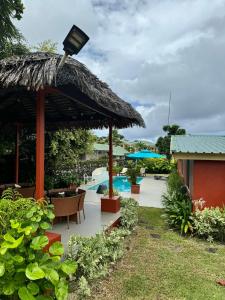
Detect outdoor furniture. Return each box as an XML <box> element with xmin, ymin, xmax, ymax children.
<box><xmin>47</xmin><ymin>187</ymin><xmax>77</xmax><ymax>199</ymax></box>
<box><xmin>77</xmin><ymin>189</ymin><xmax>86</xmax><ymax>223</ymax></box>
<box><xmin>51</xmin><ymin>194</ymin><xmax>81</xmax><ymax>229</ymax></box>
<box><xmin>119</xmin><ymin>167</ymin><xmax>128</xmax><ymax>175</ymax></box>
<box><xmin>140</xmin><ymin>167</ymin><xmax>146</xmax><ymax>177</ymax></box>
<box><xmin>17</xmin><ymin>186</ymin><xmax>35</xmax><ymax>198</ymax></box>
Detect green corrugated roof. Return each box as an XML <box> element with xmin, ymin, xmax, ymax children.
<box><xmin>171</xmin><ymin>135</ymin><xmax>225</xmax><ymax>154</ymax></box>
<box><xmin>94</xmin><ymin>143</ymin><xmax>128</xmax><ymax>156</ymax></box>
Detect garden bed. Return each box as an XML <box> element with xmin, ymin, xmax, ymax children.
<box><xmin>81</xmin><ymin>207</ymin><xmax>225</xmax><ymax>300</ymax></box>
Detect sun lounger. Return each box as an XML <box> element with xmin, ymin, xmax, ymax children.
<box><xmin>119</xmin><ymin>167</ymin><xmax>128</xmax><ymax>175</ymax></box>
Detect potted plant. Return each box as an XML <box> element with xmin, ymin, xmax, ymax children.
<box><xmin>101</xmin><ymin>189</ymin><xmax>121</xmax><ymax>213</ymax></box>
<box><xmin>127</xmin><ymin>165</ymin><xmax>140</xmax><ymax>194</ymax></box>
<box><xmin>112</xmin><ymin>165</ymin><xmax>122</xmax><ymax>176</ymax></box>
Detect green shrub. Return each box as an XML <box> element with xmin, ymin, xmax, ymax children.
<box><xmin>140</xmin><ymin>158</ymin><xmax>173</xmax><ymax>174</ymax></box>
<box><xmin>0</xmin><ymin>189</ymin><xmax>35</xmax><ymax>235</ymax></box>
<box><xmin>127</xmin><ymin>163</ymin><xmax>140</xmax><ymax>185</ymax></box>
<box><xmin>67</xmin><ymin>197</ymin><xmax>138</xmax><ymax>298</ymax></box>
<box><xmin>192</xmin><ymin>207</ymin><xmax>225</xmax><ymax>242</ymax></box>
<box><xmin>162</xmin><ymin>171</ymin><xmax>192</xmax><ymax>234</ymax></box>
<box><xmin>0</xmin><ymin>189</ymin><xmax>77</xmax><ymax>299</ymax></box>
<box><xmin>120</xmin><ymin>198</ymin><xmax>139</xmax><ymax>231</ymax></box>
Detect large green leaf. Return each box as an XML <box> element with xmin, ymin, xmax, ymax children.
<box><xmin>4</xmin><ymin>232</ymin><xmax>16</xmax><ymax>242</ymax></box>
<box><xmin>36</xmin><ymin>296</ymin><xmax>53</xmax><ymax>300</ymax></box>
<box><xmin>47</xmin><ymin>211</ymin><xmax>55</xmax><ymax>220</ymax></box>
<box><xmin>27</xmin><ymin>282</ymin><xmax>39</xmax><ymax>295</ymax></box>
<box><xmin>1</xmin><ymin>234</ymin><xmax>24</xmax><ymax>251</ymax></box>
<box><xmin>0</xmin><ymin>262</ymin><xmax>5</xmax><ymax>277</ymax></box>
<box><xmin>61</xmin><ymin>260</ymin><xmax>77</xmax><ymax>275</ymax></box>
<box><xmin>55</xmin><ymin>279</ymin><xmax>68</xmax><ymax>300</ymax></box>
<box><xmin>40</xmin><ymin>222</ymin><xmax>51</xmax><ymax>230</ymax></box>
<box><xmin>45</xmin><ymin>269</ymin><xmax>59</xmax><ymax>286</ymax></box>
<box><xmin>25</xmin><ymin>263</ymin><xmax>45</xmax><ymax>280</ymax></box>
<box><xmin>30</xmin><ymin>235</ymin><xmax>49</xmax><ymax>250</ymax></box>
<box><xmin>18</xmin><ymin>287</ymin><xmax>36</xmax><ymax>300</ymax></box>
<box><xmin>3</xmin><ymin>282</ymin><xmax>15</xmax><ymax>295</ymax></box>
<box><xmin>49</xmin><ymin>242</ymin><xmax>64</xmax><ymax>256</ymax></box>
<box><xmin>13</xmin><ymin>255</ymin><xmax>24</xmax><ymax>264</ymax></box>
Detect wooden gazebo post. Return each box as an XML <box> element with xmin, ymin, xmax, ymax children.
<box><xmin>101</xmin><ymin>123</ymin><xmax>120</xmax><ymax>213</ymax></box>
<box><xmin>108</xmin><ymin>123</ymin><xmax>113</xmax><ymax>199</ymax></box>
<box><xmin>15</xmin><ymin>123</ymin><xmax>20</xmax><ymax>184</ymax></box>
<box><xmin>36</xmin><ymin>90</ymin><xmax>45</xmax><ymax>200</ymax></box>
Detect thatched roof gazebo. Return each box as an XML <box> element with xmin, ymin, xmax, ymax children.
<box><xmin>0</xmin><ymin>52</ymin><xmax>145</xmax><ymax>200</ymax></box>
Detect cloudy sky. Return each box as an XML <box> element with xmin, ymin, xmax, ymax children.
<box><xmin>17</xmin><ymin>0</ymin><xmax>225</xmax><ymax>142</ymax></box>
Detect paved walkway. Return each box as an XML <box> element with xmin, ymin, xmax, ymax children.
<box><xmin>121</xmin><ymin>176</ymin><xmax>166</xmax><ymax>208</ymax></box>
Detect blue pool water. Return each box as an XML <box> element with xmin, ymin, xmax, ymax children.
<box><xmin>88</xmin><ymin>176</ymin><xmax>143</xmax><ymax>192</ymax></box>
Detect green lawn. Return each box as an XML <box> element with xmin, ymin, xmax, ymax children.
<box><xmin>91</xmin><ymin>207</ymin><xmax>225</xmax><ymax>300</ymax></box>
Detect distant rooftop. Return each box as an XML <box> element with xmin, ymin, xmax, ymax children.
<box><xmin>94</xmin><ymin>143</ymin><xmax>128</xmax><ymax>156</ymax></box>
<box><xmin>171</xmin><ymin>135</ymin><xmax>225</xmax><ymax>154</ymax></box>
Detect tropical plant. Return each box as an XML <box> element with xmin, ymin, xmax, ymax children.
<box><xmin>67</xmin><ymin>197</ymin><xmax>138</xmax><ymax>298</ymax></box>
<box><xmin>127</xmin><ymin>164</ymin><xmax>140</xmax><ymax>185</ymax></box>
<box><xmin>103</xmin><ymin>189</ymin><xmax>119</xmax><ymax>196</ymax></box>
<box><xmin>156</xmin><ymin>124</ymin><xmax>186</xmax><ymax>158</ymax></box>
<box><xmin>162</xmin><ymin>171</ymin><xmax>192</xmax><ymax>234</ymax></box>
<box><xmin>0</xmin><ymin>0</ymin><xmax>24</xmax><ymax>45</ymax></box>
<box><xmin>140</xmin><ymin>158</ymin><xmax>173</xmax><ymax>174</ymax></box>
<box><xmin>120</xmin><ymin>198</ymin><xmax>139</xmax><ymax>231</ymax></box>
<box><xmin>34</xmin><ymin>39</ymin><xmax>58</xmax><ymax>53</ymax></box>
<box><xmin>192</xmin><ymin>207</ymin><xmax>225</xmax><ymax>243</ymax></box>
<box><xmin>0</xmin><ymin>191</ymin><xmax>77</xmax><ymax>299</ymax></box>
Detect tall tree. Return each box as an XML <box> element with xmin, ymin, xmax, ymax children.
<box><xmin>156</xmin><ymin>124</ymin><xmax>186</xmax><ymax>157</ymax></box>
<box><xmin>0</xmin><ymin>0</ymin><xmax>29</xmax><ymax>60</ymax></box>
<box><xmin>33</xmin><ymin>39</ymin><xmax>58</xmax><ymax>53</ymax></box>
<box><xmin>0</xmin><ymin>0</ymin><xmax>24</xmax><ymax>44</ymax></box>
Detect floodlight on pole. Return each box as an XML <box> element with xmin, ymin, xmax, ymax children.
<box><xmin>58</xmin><ymin>25</ymin><xmax>89</xmax><ymax>69</ymax></box>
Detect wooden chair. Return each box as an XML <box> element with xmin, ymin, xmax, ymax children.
<box><xmin>77</xmin><ymin>189</ymin><xmax>86</xmax><ymax>223</ymax></box>
<box><xmin>51</xmin><ymin>194</ymin><xmax>81</xmax><ymax>229</ymax></box>
<box><xmin>18</xmin><ymin>186</ymin><xmax>35</xmax><ymax>198</ymax></box>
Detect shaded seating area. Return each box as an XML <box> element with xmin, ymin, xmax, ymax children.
<box><xmin>0</xmin><ymin>52</ymin><xmax>144</xmax><ymax>240</ymax></box>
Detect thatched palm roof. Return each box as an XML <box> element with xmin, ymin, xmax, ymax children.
<box><xmin>0</xmin><ymin>52</ymin><xmax>145</xmax><ymax>130</ymax></box>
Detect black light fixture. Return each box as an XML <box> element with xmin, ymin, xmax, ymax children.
<box><xmin>58</xmin><ymin>25</ymin><xmax>89</xmax><ymax>68</ymax></box>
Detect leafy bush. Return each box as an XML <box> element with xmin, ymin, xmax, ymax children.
<box><xmin>120</xmin><ymin>198</ymin><xmax>139</xmax><ymax>231</ymax></box>
<box><xmin>162</xmin><ymin>171</ymin><xmax>192</xmax><ymax>234</ymax></box>
<box><xmin>192</xmin><ymin>207</ymin><xmax>225</xmax><ymax>242</ymax></box>
<box><xmin>0</xmin><ymin>189</ymin><xmax>35</xmax><ymax>235</ymax></box>
<box><xmin>67</xmin><ymin>197</ymin><xmax>138</xmax><ymax>298</ymax></box>
<box><xmin>0</xmin><ymin>190</ymin><xmax>77</xmax><ymax>299</ymax></box>
<box><xmin>140</xmin><ymin>158</ymin><xmax>173</xmax><ymax>174</ymax></box>
<box><xmin>103</xmin><ymin>189</ymin><xmax>119</xmax><ymax>196</ymax></box>
<box><xmin>127</xmin><ymin>163</ymin><xmax>140</xmax><ymax>185</ymax></box>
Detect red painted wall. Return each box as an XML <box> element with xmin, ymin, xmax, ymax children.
<box><xmin>192</xmin><ymin>160</ymin><xmax>225</xmax><ymax>208</ymax></box>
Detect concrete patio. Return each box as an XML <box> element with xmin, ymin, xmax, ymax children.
<box><xmin>50</xmin><ymin>175</ymin><xmax>166</xmax><ymax>247</ymax></box>
<box><xmin>121</xmin><ymin>175</ymin><xmax>167</xmax><ymax>208</ymax></box>
<box><xmin>50</xmin><ymin>190</ymin><xmax>120</xmax><ymax>246</ymax></box>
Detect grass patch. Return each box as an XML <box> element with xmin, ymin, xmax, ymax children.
<box><xmin>90</xmin><ymin>207</ymin><xmax>225</xmax><ymax>300</ymax></box>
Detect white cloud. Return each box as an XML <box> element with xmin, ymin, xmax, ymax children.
<box><xmin>17</xmin><ymin>0</ymin><xmax>225</xmax><ymax>140</ymax></box>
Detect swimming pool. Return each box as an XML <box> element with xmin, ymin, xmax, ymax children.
<box><xmin>88</xmin><ymin>176</ymin><xmax>143</xmax><ymax>192</ymax></box>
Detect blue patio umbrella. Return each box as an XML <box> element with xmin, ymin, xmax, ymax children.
<box><xmin>126</xmin><ymin>149</ymin><xmax>166</xmax><ymax>159</ymax></box>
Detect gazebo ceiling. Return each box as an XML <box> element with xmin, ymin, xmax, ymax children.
<box><xmin>0</xmin><ymin>52</ymin><xmax>145</xmax><ymax>130</ymax></box>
